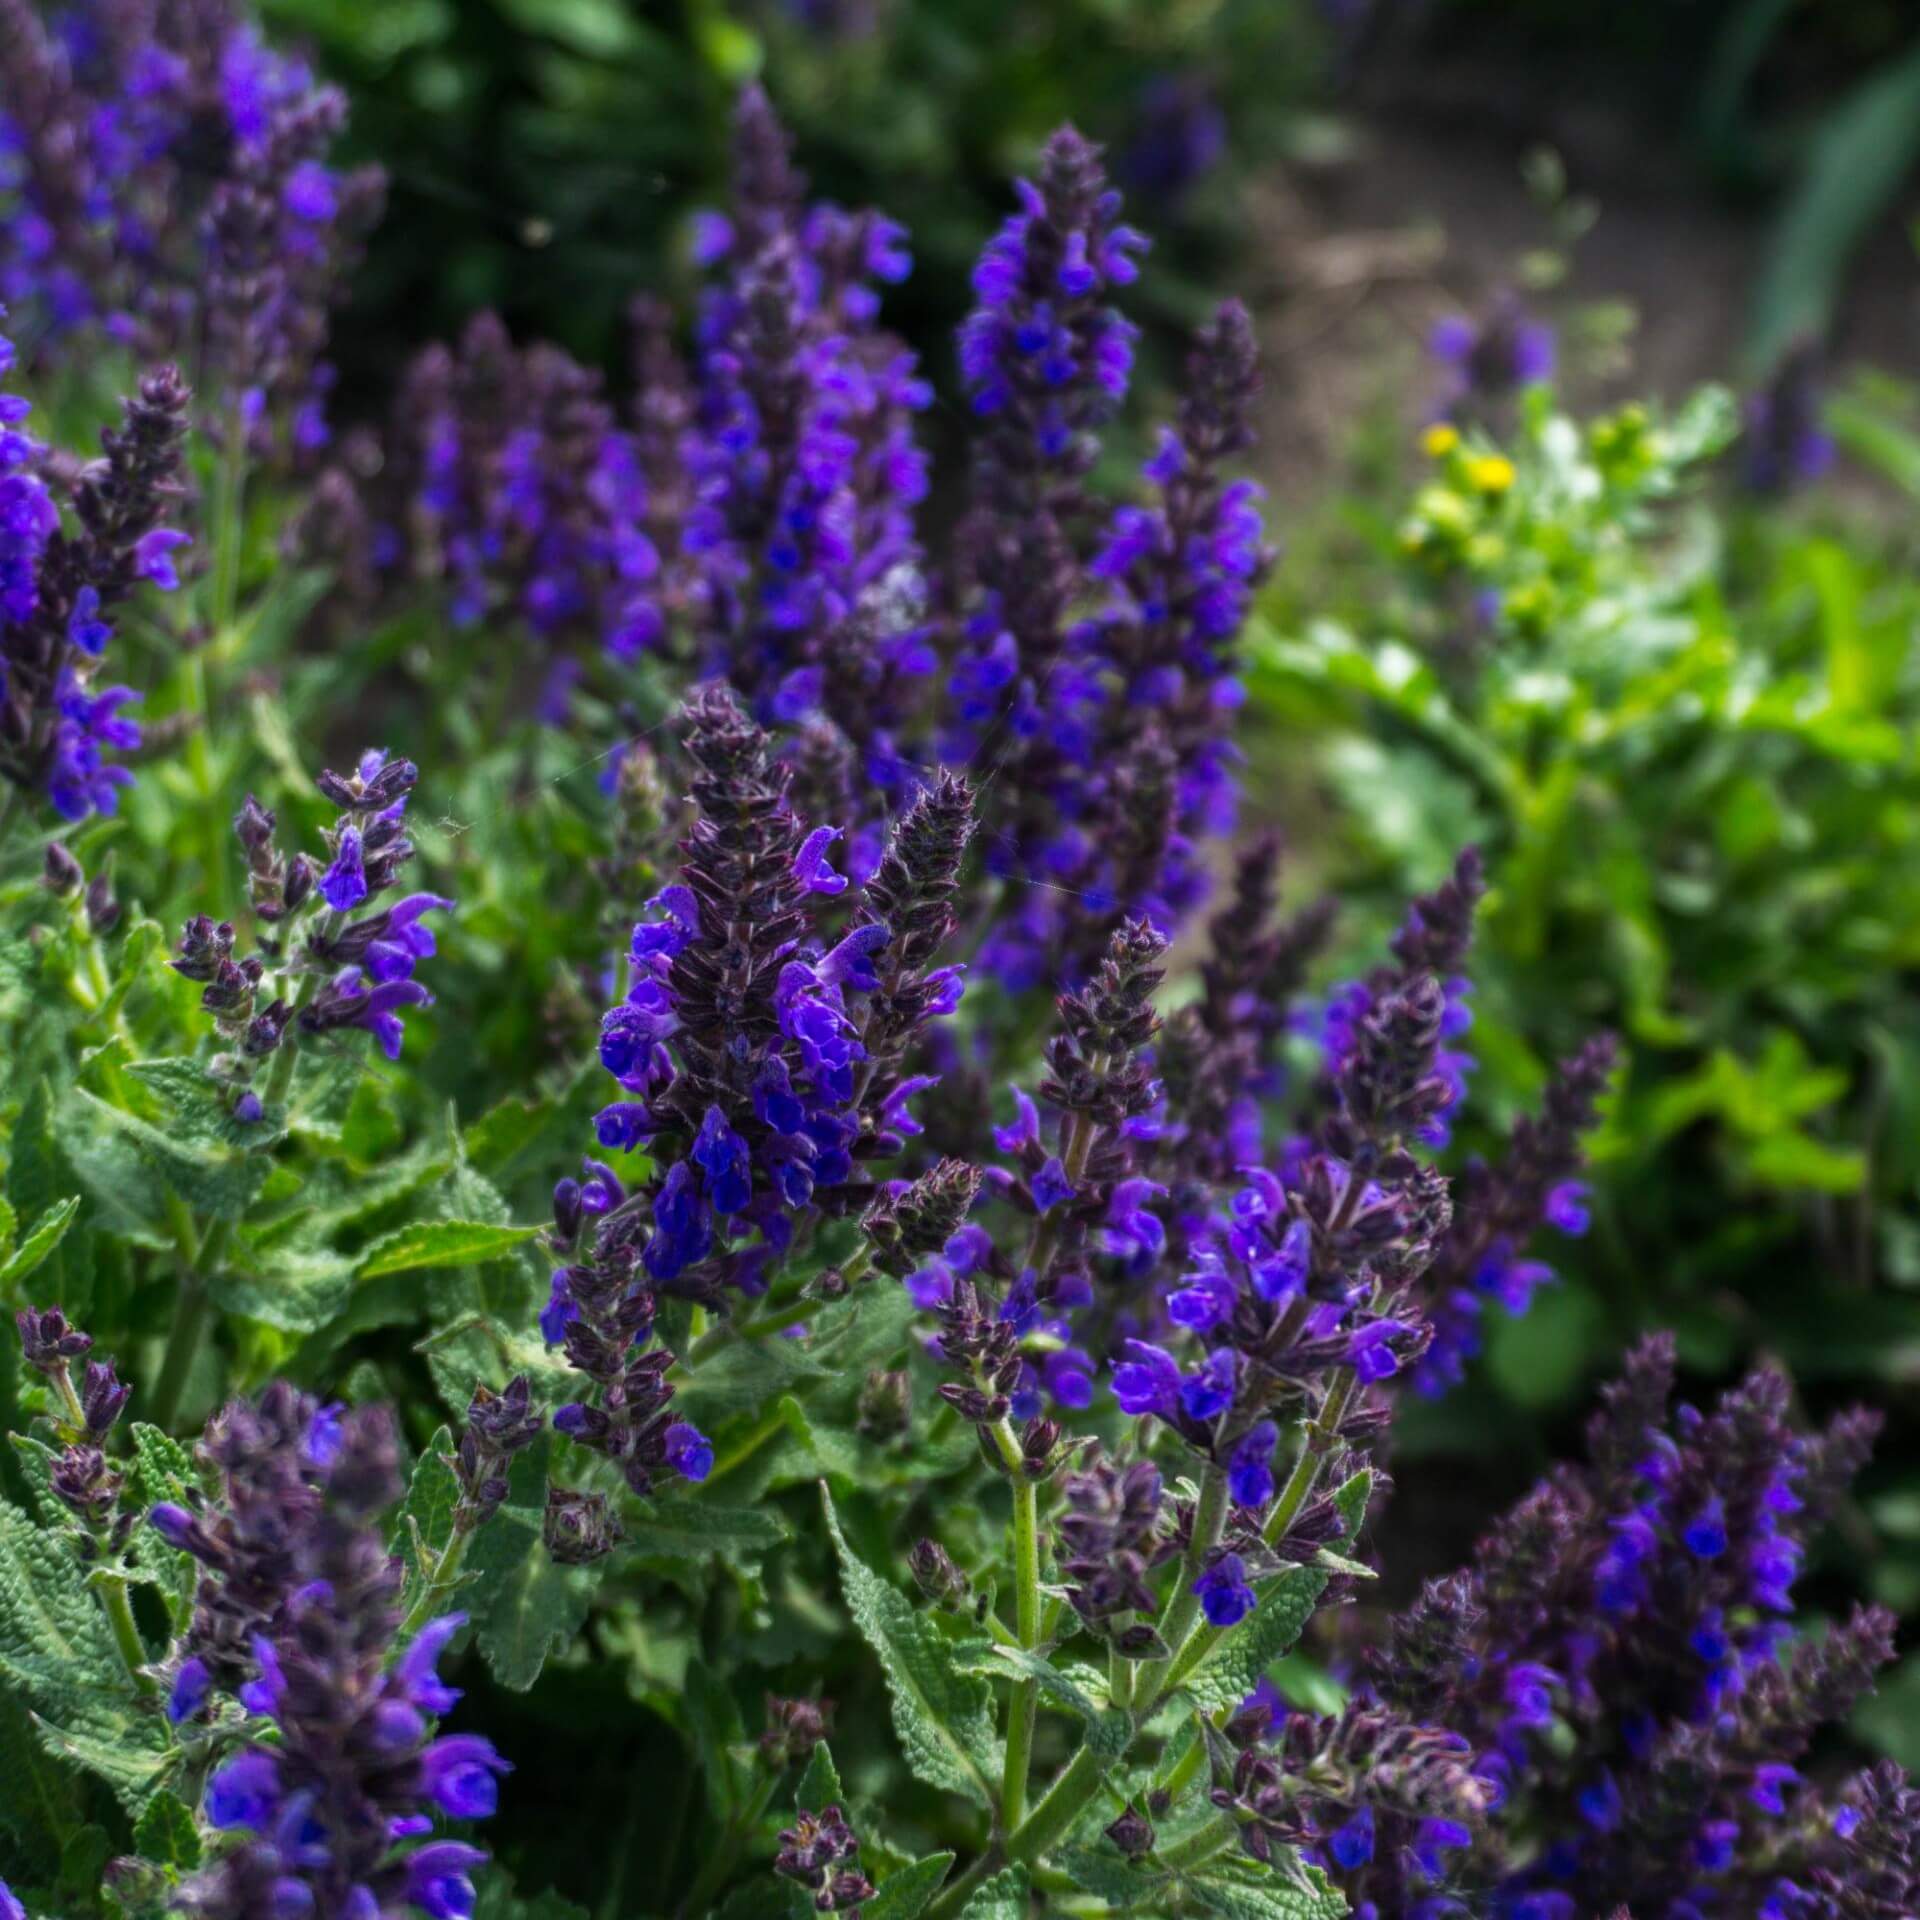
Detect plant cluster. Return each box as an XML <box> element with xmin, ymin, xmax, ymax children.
<box><xmin>0</xmin><ymin>5</ymin><xmax>1909</xmax><ymax>1919</ymax></box>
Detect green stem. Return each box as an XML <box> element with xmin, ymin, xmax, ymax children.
<box><xmin>688</xmin><ymin>1245</ymin><xmax>873</xmax><ymax>1363</ymax></box>
<box><xmin>1155</xmin><ymin>1371</ymin><xmax>1359</xmax><ymax>1706</ymax></box>
<box><xmin>398</xmin><ymin>1517</ymin><xmax>475</xmax><ymax>1643</ymax></box>
<box><xmin>149</xmin><ymin>1229</ymin><xmax>221</xmax><ymax>1433</ymax></box>
<box><xmin>150</xmin><ymin>905</ymin><xmax>347</xmax><ymax>1427</ymax></box>
<box><xmin>702</xmin><ymin>1405</ymin><xmax>788</xmax><ymax>1487</ymax></box>
<box><xmin>95</xmin><ymin>1572</ymin><xmax>156</xmax><ymax>1698</ymax></box>
<box><xmin>677</xmin><ymin>1767</ymin><xmax>782</xmax><ymax>1918</ymax></box>
<box><xmin>1004</xmin><ymin>1742</ymin><xmax>1109</xmax><ymax>1871</ymax></box>
<box><xmin>1135</xmin><ymin>1460</ymin><xmax>1231</xmax><ymax>1708</ymax></box>
<box><xmin>994</xmin><ymin>1419</ymin><xmax>1042</xmax><ymax>1833</ymax></box>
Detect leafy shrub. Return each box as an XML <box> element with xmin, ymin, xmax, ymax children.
<box><xmin>1254</xmin><ymin>372</ymin><xmax>1920</xmax><ymax>1621</ymax></box>
<box><xmin>0</xmin><ymin>4</ymin><xmax>1912</xmax><ymax>1917</ymax></box>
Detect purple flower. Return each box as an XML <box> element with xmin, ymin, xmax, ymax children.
<box><xmin>407</xmin><ymin>1843</ymin><xmax>491</xmax><ymax>1920</ymax></box>
<box><xmin>320</xmin><ymin>825</ymin><xmax>368</xmax><ymax>910</ymax></box>
<box><xmin>420</xmin><ymin>1735</ymin><xmax>512</xmax><ymax>1821</ymax></box>
<box><xmin>664</xmin><ymin>1421</ymin><xmax>713</xmax><ymax>1483</ymax></box>
<box><xmin>1227</xmin><ymin>1422</ymin><xmax>1278</xmax><ymax>1508</ymax></box>
<box><xmin>1193</xmin><ymin>1553</ymin><xmax>1255</xmax><ymax>1627</ymax></box>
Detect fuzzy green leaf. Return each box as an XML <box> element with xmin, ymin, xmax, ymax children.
<box><xmin>957</xmin><ymin>1865</ymin><xmax>1029</xmax><ymax>1919</ymax></box>
<box><xmin>967</xmin><ymin>1645</ymin><xmax>1129</xmax><ymax>1758</ymax></box>
<box><xmin>1189</xmin><ymin>1863</ymin><xmax>1349</xmax><ymax>1920</ymax></box>
<box><xmin>822</xmin><ymin>1486</ymin><xmax>999</xmax><ymax>1805</ymax></box>
<box><xmin>628</xmin><ymin>1493</ymin><xmax>789</xmax><ymax>1564</ymax></box>
<box><xmin>0</xmin><ymin>1197</ymin><xmax>81</xmax><ymax>1286</ymax></box>
<box><xmin>795</xmin><ymin>1740</ymin><xmax>842</xmax><ymax>1814</ymax></box>
<box><xmin>1183</xmin><ymin>1566</ymin><xmax>1330</xmax><ymax>1713</ymax></box>
<box><xmin>470</xmin><ymin>1517</ymin><xmax>588</xmax><ymax>1691</ymax></box>
<box><xmin>394</xmin><ymin>1426</ymin><xmax>462</xmax><ymax>1618</ymax></box>
<box><xmin>133</xmin><ymin>1788</ymin><xmax>203</xmax><ymax>1871</ymax></box>
<box><xmin>864</xmin><ymin>1853</ymin><xmax>955</xmax><ymax>1920</ymax></box>
<box><xmin>0</xmin><ymin>1502</ymin><xmax>170</xmax><ymax>1811</ymax></box>
<box><xmin>74</xmin><ymin>1087</ymin><xmax>268</xmax><ymax>1221</ymax></box>
<box><xmin>358</xmin><ymin>1219</ymin><xmax>541</xmax><ymax>1279</ymax></box>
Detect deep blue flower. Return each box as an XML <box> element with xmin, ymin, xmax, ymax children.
<box><xmin>1227</xmin><ymin>1422</ymin><xmax>1279</xmax><ymax>1508</ymax></box>
<box><xmin>1193</xmin><ymin>1553</ymin><xmax>1255</xmax><ymax>1627</ymax></box>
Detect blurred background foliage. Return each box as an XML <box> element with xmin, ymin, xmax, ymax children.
<box><xmin>265</xmin><ymin>0</ymin><xmax>1920</xmax><ymax>401</ymax></box>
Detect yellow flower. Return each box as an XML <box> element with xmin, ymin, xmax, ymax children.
<box><xmin>1466</xmin><ymin>454</ymin><xmax>1516</xmax><ymax>494</ymax></box>
<box><xmin>1421</xmin><ymin>422</ymin><xmax>1460</xmax><ymax>459</ymax></box>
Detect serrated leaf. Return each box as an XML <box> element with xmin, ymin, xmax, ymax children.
<box><xmin>864</xmin><ymin>1853</ymin><xmax>954</xmax><ymax>1920</ymax></box>
<box><xmin>467</xmin><ymin>1439</ymin><xmax>585</xmax><ymax>1691</ymax></box>
<box><xmin>0</xmin><ymin>1196</ymin><xmax>80</xmax><ymax>1286</ymax></box>
<box><xmin>393</xmin><ymin>1426</ymin><xmax>462</xmax><ymax>1619</ymax></box>
<box><xmin>8</xmin><ymin>1433</ymin><xmax>59</xmax><ymax>1518</ymax></box>
<box><xmin>1330</xmin><ymin>1469</ymin><xmax>1372</xmax><ymax>1546</ymax></box>
<box><xmin>1189</xmin><ymin>1862</ymin><xmax>1348</xmax><ymax>1920</ymax></box>
<box><xmin>470</xmin><ymin>1515</ymin><xmax>588</xmax><ymax>1691</ymax></box>
<box><xmin>822</xmin><ymin>1487</ymin><xmax>999</xmax><ymax>1805</ymax></box>
<box><xmin>1060</xmin><ymin>1845</ymin><xmax>1171</xmax><ymax>1908</ymax></box>
<box><xmin>967</xmin><ymin>1645</ymin><xmax>1130</xmax><ymax>1758</ymax></box>
<box><xmin>7</xmin><ymin>1081</ymin><xmax>88</xmax><ymax>1312</ymax></box>
<box><xmin>795</xmin><ymin>1740</ymin><xmax>842</xmax><ymax>1814</ymax></box>
<box><xmin>358</xmin><ymin>1219</ymin><xmax>541</xmax><ymax>1279</ymax></box>
<box><xmin>0</xmin><ymin>1502</ymin><xmax>169</xmax><ymax>1811</ymax></box>
<box><xmin>957</xmin><ymin>1864</ymin><xmax>1029</xmax><ymax>1920</ymax></box>
<box><xmin>628</xmin><ymin>1493</ymin><xmax>789</xmax><ymax>1564</ymax></box>
<box><xmin>1181</xmin><ymin>1566</ymin><xmax>1330</xmax><ymax>1713</ymax></box>
<box><xmin>209</xmin><ymin>1244</ymin><xmax>358</xmax><ymax>1333</ymax></box>
<box><xmin>133</xmin><ymin>1788</ymin><xmax>202</xmax><ymax>1870</ymax></box>
<box><xmin>127</xmin><ymin>1423</ymin><xmax>197</xmax><ymax>1503</ymax></box>
<box><xmin>74</xmin><ymin>1088</ymin><xmax>267</xmax><ymax>1220</ymax></box>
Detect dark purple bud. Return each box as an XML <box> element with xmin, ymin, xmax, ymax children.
<box><xmin>17</xmin><ymin>1307</ymin><xmax>92</xmax><ymax>1373</ymax></box>
<box><xmin>42</xmin><ymin>840</ymin><xmax>83</xmax><ymax>896</ymax></box>
<box><xmin>1106</xmin><ymin>1802</ymin><xmax>1156</xmax><ymax>1859</ymax></box>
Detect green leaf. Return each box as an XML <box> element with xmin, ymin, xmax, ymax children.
<box><xmin>1060</xmin><ymin>1844</ymin><xmax>1165</xmax><ymax>1907</ymax></box>
<box><xmin>1182</xmin><ymin>1566</ymin><xmax>1331</xmax><ymax>1713</ymax></box>
<box><xmin>628</xmin><ymin>1492</ymin><xmax>789</xmax><ymax>1564</ymax></box>
<box><xmin>210</xmin><ymin>1244</ymin><xmax>359</xmax><ymax>1333</ymax></box>
<box><xmin>6</xmin><ymin>1081</ymin><xmax>88</xmax><ymax>1313</ymax></box>
<box><xmin>863</xmin><ymin>1853</ymin><xmax>955</xmax><ymax>1920</ymax></box>
<box><xmin>956</xmin><ymin>1865</ymin><xmax>1029</xmax><ymax>1920</ymax></box>
<box><xmin>470</xmin><ymin>1515</ymin><xmax>588</xmax><ymax>1691</ymax></box>
<box><xmin>0</xmin><ymin>1197</ymin><xmax>80</xmax><ymax>1287</ymax></box>
<box><xmin>683</xmin><ymin>1662</ymin><xmax>745</xmax><ymax>1824</ymax></box>
<box><xmin>822</xmin><ymin>1486</ymin><xmax>999</xmax><ymax>1805</ymax></box>
<box><xmin>58</xmin><ymin>1822</ymin><xmax>110</xmax><ymax>1904</ymax></box>
<box><xmin>74</xmin><ymin>1087</ymin><xmax>267</xmax><ymax>1221</ymax></box>
<box><xmin>1747</xmin><ymin>46</ymin><xmax>1920</xmax><ymax>368</ymax></box>
<box><xmin>133</xmin><ymin>1789</ymin><xmax>203</xmax><ymax>1871</ymax></box>
<box><xmin>1330</xmin><ymin>1469</ymin><xmax>1372</xmax><ymax>1545</ymax></box>
<box><xmin>357</xmin><ymin>1219</ymin><xmax>541</xmax><ymax>1279</ymax></box>
<box><xmin>467</xmin><ymin>1439</ymin><xmax>586</xmax><ymax>1692</ymax></box>
<box><xmin>1189</xmin><ymin>1863</ymin><xmax>1348</xmax><ymax>1920</ymax></box>
<box><xmin>393</xmin><ymin>1426</ymin><xmax>462</xmax><ymax>1619</ymax></box>
<box><xmin>795</xmin><ymin>1740</ymin><xmax>842</xmax><ymax>1814</ymax></box>
<box><xmin>0</xmin><ymin>1505</ymin><xmax>169</xmax><ymax>1812</ymax></box>
<box><xmin>0</xmin><ymin>1686</ymin><xmax>80</xmax><ymax>1873</ymax></box>
<box><xmin>966</xmin><ymin>1645</ymin><xmax>1129</xmax><ymax>1758</ymax></box>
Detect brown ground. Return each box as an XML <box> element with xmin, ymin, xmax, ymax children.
<box><xmin>1245</xmin><ymin>88</ymin><xmax>1920</xmax><ymax>505</ymax></box>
